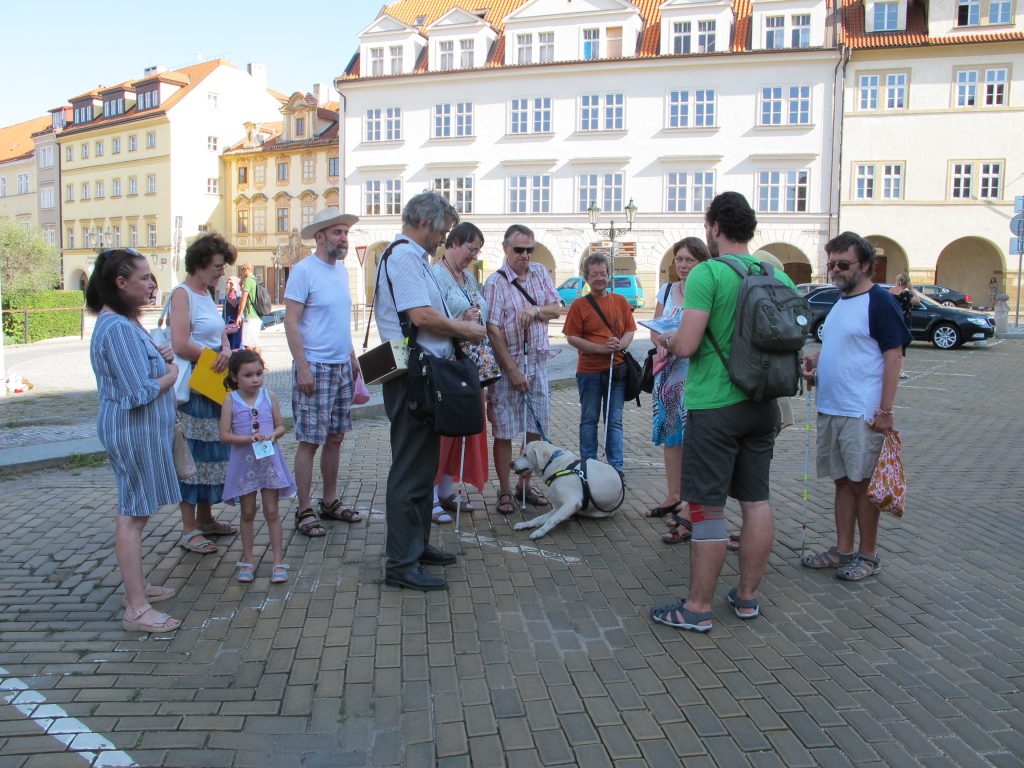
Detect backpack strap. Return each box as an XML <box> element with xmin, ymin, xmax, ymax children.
<box><xmin>702</xmin><ymin>256</ymin><xmax>756</xmax><ymax>372</ymax></box>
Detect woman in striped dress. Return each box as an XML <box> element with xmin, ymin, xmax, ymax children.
<box><xmin>88</xmin><ymin>248</ymin><xmax>182</xmax><ymax>633</ymax></box>
<box><xmin>169</xmin><ymin>233</ymin><xmax>237</xmax><ymax>554</ymax></box>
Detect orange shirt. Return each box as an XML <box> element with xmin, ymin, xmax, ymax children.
<box><xmin>563</xmin><ymin>292</ymin><xmax>637</xmax><ymax>373</ymax></box>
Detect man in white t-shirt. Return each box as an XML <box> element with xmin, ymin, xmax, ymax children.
<box><xmin>802</xmin><ymin>232</ymin><xmax>910</xmax><ymax>582</ymax></box>
<box><xmin>284</xmin><ymin>207</ymin><xmax>363</xmax><ymax>537</ymax></box>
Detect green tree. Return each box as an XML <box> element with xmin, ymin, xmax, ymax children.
<box><xmin>0</xmin><ymin>218</ymin><xmax>60</xmax><ymax>292</ymax></box>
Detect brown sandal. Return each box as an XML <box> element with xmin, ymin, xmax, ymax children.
<box><xmin>518</xmin><ymin>485</ymin><xmax>549</xmax><ymax>507</ymax></box>
<box><xmin>661</xmin><ymin>519</ymin><xmax>692</xmax><ymax>544</ymax></box>
<box><xmin>295</xmin><ymin>508</ymin><xmax>326</xmax><ymax>537</ymax></box>
<box><xmin>319</xmin><ymin>498</ymin><xmax>362</xmax><ymax>523</ymax></box>
<box><xmin>496</xmin><ymin>491</ymin><xmax>518</xmax><ymax>515</ymax></box>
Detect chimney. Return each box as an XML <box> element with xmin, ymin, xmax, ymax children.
<box><xmin>312</xmin><ymin>83</ymin><xmax>330</xmax><ymax>106</ymax></box>
<box><xmin>247</xmin><ymin>62</ymin><xmax>267</xmax><ymax>89</ymax></box>
<box><xmin>143</xmin><ymin>64</ymin><xmax>167</xmax><ymax>77</ymax></box>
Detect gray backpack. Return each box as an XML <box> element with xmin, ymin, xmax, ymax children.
<box><xmin>705</xmin><ymin>256</ymin><xmax>810</xmax><ymax>402</ymax></box>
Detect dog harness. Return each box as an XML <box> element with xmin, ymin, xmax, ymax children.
<box><xmin>540</xmin><ymin>450</ymin><xmax>624</xmax><ymax>514</ymax></box>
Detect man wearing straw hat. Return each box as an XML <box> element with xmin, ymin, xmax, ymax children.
<box><xmin>284</xmin><ymin>207</ymin><xmax>363</xmax><ymax>538</ymax></box>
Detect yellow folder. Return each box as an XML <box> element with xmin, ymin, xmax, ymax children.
<box><xmin>188</xmin><ymin>347</ymin><xmax>231</xmax><ymax>405</ymax></box>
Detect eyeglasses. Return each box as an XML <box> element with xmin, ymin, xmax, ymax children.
<box><xmin>512</xmin><ymin>246</ymin><xmax>535</xmax><ymax>255</ymax></box>
<box><xmin>465</xmin><ymin>244</ymin><xmax>481</xmax><ymax>257</ymax></box>
<box><xmin>212</xmin><ymin>263</ymin><xmax>227</xmax><ymax>272</ymax></box>
<box><xmin>827</xmin><ymin>259</ymin><xmax>855</xmax><ymax>272</ymax></box>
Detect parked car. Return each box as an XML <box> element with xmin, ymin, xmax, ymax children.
<box><xmin>261</xmin><ymin>308</ymin><xmax>286</xmax><ymax>330</ymax></box>
<box><xmin>913</xmin><ymin>284</ymin><xmax>972</xmax><ymax>308</ymax></box>
<box><xmin>805</xmin><ymin>286</ymin><xmax>994</xmax><ymax>349</ymax></box>
<box><xmin>796</xmin><ymin>282</ymin><xmax>831</xmax><ymax>296</ymax></box>
<box><xmin>556</xmin><ymin>275</ymin><xmax>645</xmax><ymax>309</ymax></box>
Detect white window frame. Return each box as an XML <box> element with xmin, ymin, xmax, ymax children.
<box><xmin>666</xmin><ymin>170</ymin><xmax>715</xmax><ymax>213</ymax></box>
<box><xmin>439</xmin><ymin>40</ymin><xmax>454</xmax><ymax>70</ymax></box>
<box><xmin>698</xmin><ymin>20</ymin><xmax>716</xmax><ymax>52</ymax></box>
<box><xmin>539</xmin><ymin>32</ymin><xmax>554</xmax><ymax>62</ymax></box>
<box><xmin>129</xmin><ymin>224</ymin><xmax>138</xmax><ymax>247</ymax></box>
<box><xmin>207</xmin><ymin>178</ymin><xmax>219</xmax><ymax>194</ymax></box>
<box><xmin>147</xmin><ymin>174</ymin><xmax>156</xmax><ymax>194</ymax></box>
<box><xmin>128</xmin><ymin>135</ymin><xmax>137</xmax><ymax>151</ymax></box>
<box><xmin>148</xmin><ymin>223</ymin><xmax>157</xmax><ymax>247</ymax></box>
<box><xmin>80</xmin><ymin>182</ymin><xmax>89</xmax><ymax>200</ymax></box>
<box><xmin>95</xmin><ymin>180</ymin><xmax>104</xmax><ymax>198</ymax></box>
<box><xmin>40</xmin><ymin>186</ymin><xmax>55</xmax><ymax>209</ymax></box>
<box><xmin>208</xmin><ymin>136</ymin><xmax>218</xmax><ymax>152</ymax></box>
<box><xmin>95</xmin><ymin>141</ymin><xmax>104</xmax><ymax>157</ymax></box>
<box><xmin>113</xmin><ymin>178</ymin><xmax>122</xmax><ymax>197</ymax></box>
<box><xmin>874</xmin><ymin>1</ymin><xmax>899</xmax><ymax>31</ymax></box>
<box><xmin>765</xmin><ymin>15</ymin><xmax>785</xmax><ymax>49</ymax></box>
<box><xmin>364</xmin><ymin>179</ymin><xmax>403</xmax><ymax>215</ymax></box>
<box><xmin>579</xmin><ymin>93</ymin><xmax>624</xmax><ymax>132</ymax></box>
<box><xmin>672</xmin><ymin>21</ymin><xmax>692</xmax><ymax>54</ymax></box>
<box><xmin>759</xmin><ymin>86</ymin><xmax>811</xmax><ymax>125</ymax></box>
<box><xmin>112</xmin><ymin>137</ymin><xmax>121</xmax><ymax>154</ymax></box>
<box><xmin>757</xmin><ymin>170</ymin><xmax>809</xmax><ymax>212</ymax></box>
<box><xmin>583</xmin><ymin>28</ymin><xmax>600</xmax><ymax>60</ymax></box>
<box><xmin>128</xmin><ymin>176</ymin><xmax>138</xmax><ymax>196</ymax></box>
<box><xmin>855</xmin><ymin>163</ymin><xmax>875</xmax><ymax>199</ymax></box>
<box><xmin>432</xmin><ymin>176</ymin><xmax>474</xmax><ymax>214</ymax></box>
<box><xmin>370</xmin><ymin>47</ymin><xmax>384</xmax><ymax>76</ymax></box>
<box><xmin>460</xmin><ymin>38</ymin><xmax>475</xmax><ymax>68</ymax></box>
<box><xmin>980</xmin><ymin>161</ymin><xmax>1002</xmax><ymax>198</ymax></box>
<box><xmin>146</xmin><ymin>132</ymin><xmax>156</xmax><ymax>149</ymax></box>
<box><xmin>791</xmin><ymin>14</ymin><xmax>811</xmax><ymax>47</ymax></box>
<box><xmin>882</xmin><ymin>163</ymin><xmax>904</xmax><ymax>199</ymax></box>
<box><xmin>17</xmin><ymin>173</ymin><xmax>29</xmax><ymax>195</ymax></box>
<box><xmin>577</xmin><ymin>172</ymin><xmax>624</xmax><ymax>213</ymax></box>
<box><xmin>302</xmin><ymin>157</ymin><xmax>315</xmax><ymax>181</ymax></box>
<box><xmin>390</xmin><ymin>45</ymin><xmax>403</xmax><ymax>75</ymax></box>
<box><xmin>508</xmin><ymin>174</ymin><xmax>552</xmax><ymax>214</ymax></box>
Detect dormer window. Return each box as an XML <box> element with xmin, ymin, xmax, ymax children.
<box><xmin>414</xmin><ymin>15</ymin><xmax>426</xmax><ymax>26</ymax></box>
<box><xmin>137</xmin><ymin>89</ymin><xmax>159</xmax><ymax>110</ymax></box>
<box><xmin>698</xmin><ymin>21</ymin><xmax>716</xmax><ymax>52</ymax></box>
<box><xmin>370</xmin><ymin>47</ymin><xmax>384</xmax><ymax>76</ymax></box>
<box><xmin>439</xmin><ymin>40</ymin><xmax>455</xmax><ymax>69</ymax></box>
<box><xmin>518</xmin><ymin>33</ymin><xmax>533</xmax><ymax>64</ymax></box>
<box><xmin>390</xmin><ymin>45</ymin><xmax>403</xmax><ymax>74</ymax></box>
<box><xmin>103</xmin><ymin>97</ymin><xmax>125</xmax><ymax>118</ymax></box>
<box><xmin>792</xmin><ymin>14</ymin><xmax>811</xmax><ymax>47</ymax></box>
<box><xmin>672</xmin><ymin>21</ymin><xmax>691</xmax><ymax>53</ymax></box>
<box><xmin>766</xmin><ymin>16</ymin><xmax>785</xmax><ymax>47</ymax></box>
<box><xmin>539</xmin><ymin>32</ymin><xmax>554</xmax><ymax>61</ymax></box>
<box><xmin>874</xmin><ymin>1</ymin><xmax>899</xmax><ymax>30</ymax></box>
<box><xmin>73</xmin><ymin>105</ymin><xmax>93</xmax><ymax>125</ymax></box>
<box><xmin>460</xmin><ymin>39</ymin><xmax>475</xmax><ymax>68</ymax></box>
<box><xmin>583</xmin><ymin>28</ymin><xmax>600</xmax><ymax>59</ymax></box>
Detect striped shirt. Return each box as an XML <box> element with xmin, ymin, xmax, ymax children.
<box><xmin>482</xmin><ymin>263</ymin><xmax>559</xmax><ymax>361</ymax></box>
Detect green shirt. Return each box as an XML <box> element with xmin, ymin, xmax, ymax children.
<box><xmin>682</xmin><ymin>255</ymin><xmax>798</xmax><ymax>410</ymax></box>
<box><xmin>242</xmin><ymin>276</ymin><xmax>261</xmax><ymax>319</ymax></box>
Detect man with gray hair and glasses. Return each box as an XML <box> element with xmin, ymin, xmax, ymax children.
<box><xmin>482</xmin><ymin>224</ymin><xmax>561</xmax><ymax>517</ymax></box>
<box><xmin>374</xmin><ymin>191</ymin><xmax>486</xmax><ymax>592</ymax></box>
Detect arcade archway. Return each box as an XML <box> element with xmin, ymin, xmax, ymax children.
<box><xmin>936</xmin><ymin>237</ymin><xmax>1004</xmax><ymax>308</ymax></box>
<box><xmin>864</xmin><ymin>235</ymin><xmax>908</xmax><ymax>284</ymax></box>
<box><xmin>361</xmin><ymin>241</ymin><xmax>391</xmax><ymax>302</ymax></box>
<box><xmin>759</xmin><ymin>242</ymin><xmax>812</xmax><ymax>284</ymax></box>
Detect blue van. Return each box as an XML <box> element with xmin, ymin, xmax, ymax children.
<box><xmin>557</xmin><ymin>276</ymin><xmax>645</xmax><ymax>310</ymax></box>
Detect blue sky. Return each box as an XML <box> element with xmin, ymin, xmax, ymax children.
<box><xmin>1</xmin><ymin>0</ymin><xmax>382</xmax><ymax>125</ymax></box>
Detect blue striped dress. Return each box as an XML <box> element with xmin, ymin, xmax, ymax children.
<box><xmin>90</xmin><ymin>311</ymin><xmax>181</xmax><ymax>516</ymax></box>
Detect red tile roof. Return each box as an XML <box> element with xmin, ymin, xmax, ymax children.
<box><xmin>839</xmin><ymin>0</ymin><xmax>1024</xmax><ymax>47</ymax></box>
<box><xmin>58</xmin><ymin>60</ymin><xmax>228</xmax><ymax>137</ymax></box>
<box><xmin>343</xmin><ymin>0</ymin><xmax>759</xmax><ymax>77</ymax></box>
<box><xmin>0</xmin><ymin>115</ymin><xmax>52</xmax><ymax>164</ymax></box>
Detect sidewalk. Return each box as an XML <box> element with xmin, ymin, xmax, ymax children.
<box><xmin>0</xmin><ymin>338</ymin><xmax>1021</xmax><ymax>766</ymax></box>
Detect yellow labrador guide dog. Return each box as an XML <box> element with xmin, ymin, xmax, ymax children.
<box><xmin>510</xmin><ymin>440</ymin><xmax>625</xmax><ymax>540</ymax></box>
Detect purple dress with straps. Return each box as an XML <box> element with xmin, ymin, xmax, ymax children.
<box><xmin>221</xmin><ymin>388</ymin><xmax>297</xmax><ymax>504</ymax></box>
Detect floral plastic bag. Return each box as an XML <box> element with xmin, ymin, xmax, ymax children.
<box><xmin>868</xmin><ymin>431</ymin><xmax>905</xmax><ymax>518</ymax></box>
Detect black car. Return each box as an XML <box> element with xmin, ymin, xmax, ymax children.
<box><xmin>805</xmin><ymin>286</ymin><xmax>994</xmax><ymax>349</ymax></box>
<box><xmin>913</xmin><ymin>284</ymin><xmax>972</xmax><ymax>308</ymax></box>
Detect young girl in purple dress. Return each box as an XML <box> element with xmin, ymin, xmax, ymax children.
<box><xmin>219</xmin><ymin>350</ymin><xmax>296</xmax><ymax>584</ymax></box>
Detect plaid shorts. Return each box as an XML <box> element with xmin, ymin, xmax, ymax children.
<box><xmin>487</xmin><ymin>363</ymin><xmax>549</xmax><ymax>440</ymax></box>
<box><xmin>292</xmin><ymin>361</ymin><xmax>353</xmax><ymax>444</ymax></box>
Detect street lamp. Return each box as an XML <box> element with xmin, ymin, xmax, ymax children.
<box><xmin>587</xmin><ymin>197</ymin><xmax>637</xmax><ymax>293</ymax></box>
<box><xmin>89</xmin><ymin>226</ymin><xmax>112</xmax><ymax>252</ymax></box>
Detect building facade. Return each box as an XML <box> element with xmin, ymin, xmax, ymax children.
<box><xmin>837</xmin><ymin>0</ymin><xmax>1024</xmax><ymax>306</ymax></box>
<box><xmin>56</xmin><ymin>60</ymin><xmax>282</xmax><ymax>292</ymax></box>
<box><xmin>337</xmin><ymin>0</ymin><xmax>844</xmax><ymax>303</ymax></box>
<box><xmin>221</xmin><ymin>87</ymin><xmax>341</xmax><ymax>302</ymax></box>
<box><xmin>0</xmin><ymin>115</ymin><xmax>52</xmax><ymax>231</ymax></box>
<box><xmin>32</xmin><ymin>108</ymin><xmax>70</xmax><ymax>251</ymax></box>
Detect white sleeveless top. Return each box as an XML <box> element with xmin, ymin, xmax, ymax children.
<box><xmin>172</xmin><ymin>284</ymin><xmax>224</xmax><ymax>349</ymax></box>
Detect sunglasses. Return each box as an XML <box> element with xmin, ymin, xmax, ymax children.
<box><xmin>98</xmin><ymin>247</ymin><xmax>144</xmax><ymax>259</ymax></box>
<box><xmin>512</xmin><ymin>246</ymin><xmax>535</xmax><ymax>255</ymax></box>
<box><xmin>827</xmin><ymin>259</ymin><xmax>856</xmax><ymax>272</ymax></box>
<box><xmin>250</xmin><ymin>407</ymin><xmax>260</xmax><ymax>434</ymax></box>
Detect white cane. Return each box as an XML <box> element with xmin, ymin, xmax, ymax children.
<box><xmin>453</xmin><ymin>438</ymin><xmax>467</xmax><ymax>554</ymax></box>
<box><xmin>520</xmin><ymin>325</ymin><xmax>530</xmax><ymax>513</ymax></box>
<box><xmin>800</xmin><ymin>385</ymin><xmax>814</xmax><ymax>561</ymax></box>
<box><xmin>603</xmin><ymin>351</ymin><xmax>615</xmax><ymax>460</ymax></box>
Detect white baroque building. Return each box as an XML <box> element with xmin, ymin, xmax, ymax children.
<box><xmin>337</xmin><ymin>0</ymin><xmax>844</xmax><ymax>303</ymax></box>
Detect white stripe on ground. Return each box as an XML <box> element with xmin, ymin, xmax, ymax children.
<box><xmin>457</xmin><ymin>531</ymin><xmax>582</xmax><ymax>564</ymax></box>
<box><xmin>0</xmin><ymin>667</ymin><xmax>138</xmax><ymax>767</ymax></box>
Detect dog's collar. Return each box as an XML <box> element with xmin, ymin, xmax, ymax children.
<box><xmin>540</xmin><ymin>449</ymin><xmax>566</xmax><ymax>477</ymax></box>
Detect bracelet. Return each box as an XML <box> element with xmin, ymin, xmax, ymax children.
<box><xmin>875</xmin><ymin>408</ymin><xmax>894</xmax><ymax>416</ymax></box>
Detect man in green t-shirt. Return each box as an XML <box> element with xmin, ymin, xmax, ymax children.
<box><xmin>650</xmin><ymin>192</ymin><xmax>796</xmax><ymax>634</ymax></box>
<box><xmin>238</xmin><ymin>262</ymin><xmax>262</xmax><ymax>353</ymax></box>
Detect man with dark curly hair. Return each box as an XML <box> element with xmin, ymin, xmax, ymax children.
<box><xmin>650</xmin><ymin>192</ymin><xmax>797</xmax><ymax>634</ymax></box>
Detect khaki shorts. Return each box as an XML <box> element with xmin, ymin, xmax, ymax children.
<box><xmin>816</xmin><ymin>413</ymin><xmax>885</xmax><ymax>482</ymax></box>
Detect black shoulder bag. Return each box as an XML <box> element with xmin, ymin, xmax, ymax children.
<box><xmin>379</xmin><ymin>243</ymin><xmax>484</xmax><ymax>437</ymax></box>
<box><xmin>584</xmin><ymin>294</ymin><xmax>643</xmax><ymax>406</ymax></box>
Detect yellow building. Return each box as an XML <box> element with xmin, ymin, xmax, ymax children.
<box><xmin>56</xmin><ymin>60</ymin><xmax>283</xmax><ymax>291</ymax></box>
<box><xmin>0</xmin><ymin>115</ymin><xmax>52</xmax><ymax>230</ymax></box>
<box><xmin>221</xmin><ymin>87</ymin><xmax>340</xmax><ymax>302</ymax></box>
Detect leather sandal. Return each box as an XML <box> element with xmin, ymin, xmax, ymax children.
<box><xmin>518</xmin><ymin>485</ymin><xmax>549</xmax><ymax>507</ymax></box>
<box><xmin>319</xmin><ymin>498</ymin><xmax>362</xmax><ymax>523</ymax></box>
<box><xmin>295</xmin><ymin>508</ymin><xmax>326</xmax><ymax>537</ymax></box>
<box><xmin>439</xmin><ymin>493</ymin><xmax>474</xmax><ymax>514</ymax></box>
<box><xmin>198</xmin><ymin>520</ymin><xmax>237</xmax><ymax>537</ymax></box>
<box><xmin>496</xmin><ymin>491</ymin><xmax>518</xmax><ymax>515</ymax></box>
<box><xmin>727</xmin><ymin>587</ymin><xmax>760</xmax><ymax>619</ymax></box>
<box><xmin>649</xmin><ymin>599</ymin><xmax>714</xmax><ymax>633</ymax></box>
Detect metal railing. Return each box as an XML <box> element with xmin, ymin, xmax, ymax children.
<box><xmin>1</xmin><ymin>306</ymin><xmax>87</xmax><ymax>345</ymax></box>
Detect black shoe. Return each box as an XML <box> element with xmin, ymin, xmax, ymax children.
<box><xmin>419</xmin><ymin>544</ymin><xmax>457</xmax><ymax>566</ymax></box>
<box><xmin>384</xmin><ymin>566</ymin><xmax>448</xmax><ymax>591</ymax></box>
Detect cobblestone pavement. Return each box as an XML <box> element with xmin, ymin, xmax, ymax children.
<box><xmin>1</xmin><ymin>340</ymin><xmax>1023</xmax><ymax>767</ymax></box>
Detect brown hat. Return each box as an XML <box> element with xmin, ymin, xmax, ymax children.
<box><xmin>301</xmin><ymin>207</ymin><xmax>359</xmax><ymax>240</ymax></box>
